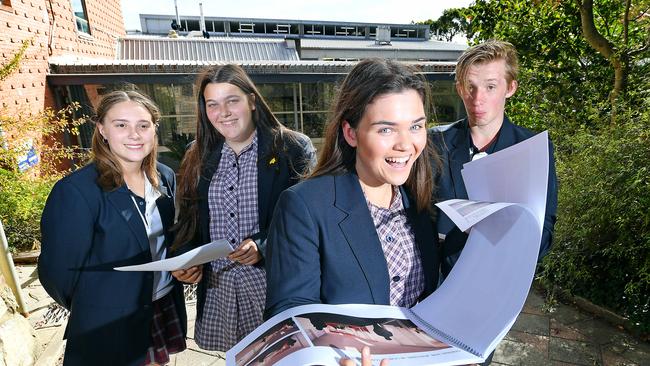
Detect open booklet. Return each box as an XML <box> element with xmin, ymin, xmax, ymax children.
<box><xmin>226</xmin><ymin>131</ymin><xmax>550</xmax><ymax>366</ymax></box>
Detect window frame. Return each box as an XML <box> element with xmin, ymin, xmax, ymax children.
<box><xmin>70</xmin><ymin>0</ymin><xmax>91</xmax><ymax>36</ymax></box>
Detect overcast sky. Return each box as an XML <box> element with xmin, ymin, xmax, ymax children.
<box><xmin>121</xmin><ymin>0</ymin><xmax>473</xmax><ymax>32</ymax></box>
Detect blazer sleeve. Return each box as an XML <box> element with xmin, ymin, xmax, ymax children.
<box><xmin>38</xmin><ymin>180</ymin><xmax>96</xmax><ymax>310</ymax></box>
<box><xmin>539</xmin><ymin>139</ymin><xmax>558</xmax><ymax>259</ymax></box>
<box><xmin>264</xmin><ymin>188</ymin><xmax>321</xmax><ymax>319</ymax></box>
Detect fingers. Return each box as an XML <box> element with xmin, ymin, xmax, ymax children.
<box><xmin>228</xmin><ymin>240</ymin><xmax>262</xmax><ymax>265</ymax></box>
<box><xmin>339</xmin><ymin>347</ymin><xmax>383</xmax><ymax>366</ymax></box>
<box><xmin>171</xmin><ymin>266</ymin><xmax>202</xmax><ymax>284</ymax></box>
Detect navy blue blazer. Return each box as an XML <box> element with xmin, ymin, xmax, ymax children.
<box><xmin>264</xmin><ymin>172</ymin><xmax>439</xmax><ymax>318</ymax></box>
<box><xmin>430</xmin><ymin>116</ymin><xmax>558</xmax><ymax>277</ymax></box>
<box><xmin>38</xmin><ymin>162</ymin><xmax>186</xmax><ymax>366</ymax></box>
<box><xmin>184</xmin><ymin>128</ymin><xmax>315</xmax><ymax>321</ymax></box>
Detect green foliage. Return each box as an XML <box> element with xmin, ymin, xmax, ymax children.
<box><xmin>540</xmin><ymin>107</ymin><xmax>650</xmax><ymax>333</ymax></box>
<box><xmin>0</xmin><ymin>39</ymin><xmax>29</xmax><ymax>82</ymax></box>
<box><xmin>418</xmin><ymin>8</ymin><xmax>470</xmax><ymax>42</ymax></box>
<box><xmin>0</xmin><ymin>104</ymin><xmax>87</xmax><ymax>252</ymax></box>
<box><xmin>0</xmin><ymin>169</ymin><xmax>56</xmax><ymax>252</ymax></box>
<box><xmin>455</xmin><ymin>0</ymin><xmax>650</xmax><ymax>331</ymax></box>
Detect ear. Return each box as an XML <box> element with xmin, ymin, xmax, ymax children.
<box><xmin>97</xmin><ymin>125</ymin><xmax>105</xmax><ymax>139</ymax></box>
<box><xmin>248</xmin><ymin>93</ymin><xmax>256</xmax><ymax>111</ymax></box>
<box><xmin>506</xmin><ymin>80</ymin><xmax>518</xmax><ymax>98</ymax></box>
<box><xmin>342</xmin><ymin>121</ymin><xmax>358</xmax><ymax>148</ymax></box>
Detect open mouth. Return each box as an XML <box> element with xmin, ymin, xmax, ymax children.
<box><xmin>125</xmin><ymin>144</ymin><xmax>144</xmax><ymax>150</ymax></box>
<box><xmin>221</xmin><ymin>119</ymin><xmax>238</xmax><ymax>126</ymax></box>
<box><xmin>385</xmin><ymin>156</ymin><xmax>410</xmax><ymax>168</ymax></box>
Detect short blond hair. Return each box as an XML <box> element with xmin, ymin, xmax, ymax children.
<box><xmin>455</xmin><ymin>39</ymin><xmax>519</xmax><ymax>91</ymax></box>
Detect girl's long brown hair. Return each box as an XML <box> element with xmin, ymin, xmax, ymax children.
<box><xmin>90</xmin><ymin>90</ymin><xmax>161</xmax><ymax>191</ymax></box>
<box><xmin>173</xmin><ymin>64</ymin><xmax>298</xmax><ymax>249</ymax></box>
<box><xmin>311</xmin><ymin>58</ymin><xmax>440</xmax><ymax>212</ymax></box>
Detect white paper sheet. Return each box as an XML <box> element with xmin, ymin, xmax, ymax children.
<box><xmin>413</xmin><ymin>131</ymin><xmax>549</xmax><ymax>358</ymax></box>
<box><xmin>113</xmin><ymin>239</ymin><xmax>231</xmax><ymax>271</ymax></box>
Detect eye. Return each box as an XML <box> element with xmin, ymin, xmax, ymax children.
<box><xmin>487</xmin><ymin>84</ymin><xmax>497</xmax><ymax>90</ymax></box>
<box><xmin>378</xmin><ymin>127</ymin><xmax>392</xmax><ymax>134</ymax></box>
<box><xmin>115</xmin><ymin>123</ymin><xmax>125</xmax><ymax>128</ymax></box>
<box><xmin>410</xmin><ymin>124</ymin><xmax>424</xmax><ymax>131</ymax></box>
<box><xmin>227</xmin><ymin>98</ymin><xmax>239</xmax><ymax>105</ymax></box>
<box><xmin>138</xmin><ymin>122</ymin><xmax>151</xmax><ymax>130</ymax></box>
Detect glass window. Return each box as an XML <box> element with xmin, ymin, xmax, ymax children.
<box><xmin>1</xmin><ymin>0</ymin><xmax>12</xmax><ymax>7</ymax></box>
<box><xmin>71</xmin><ymin>0</ymin><xmax>90</xmax><ymax>34</ymax></box>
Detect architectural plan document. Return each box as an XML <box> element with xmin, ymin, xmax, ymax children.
<box><xmin>226</xmin><ymin>132</ymin><xmax>550</xmax><ymax>366</ymax></box>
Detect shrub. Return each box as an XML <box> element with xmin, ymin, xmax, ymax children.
<box><xmin>0</xmin><ymin>169</ymin><xmax>56</xmax><ymax>252</ymax></box>
<box><xmin>0</xmin><ymin>104</ymin><xmax>87</xmax><ymax>252</ymax></box>
<box><xmin>540</xmin><ymin>110</ymin><xmax>650</xmax><ymax>333</ymax></box>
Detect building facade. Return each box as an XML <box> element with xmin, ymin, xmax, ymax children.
<box><xmin>0</xmin><ymin>0</ymin><xmax>124</xmax><ymax>114</ymax></box>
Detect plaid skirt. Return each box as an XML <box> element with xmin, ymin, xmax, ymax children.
<box><xmin>142</xmin><ymin>292</ymin><xmax>187</xmax><ymax>365</ymax></box>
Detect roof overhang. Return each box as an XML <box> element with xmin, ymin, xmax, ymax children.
<box><xmin>47</xmin><ymin>60</ymin><xmax>456</xmax><ymax>85</ymax></box>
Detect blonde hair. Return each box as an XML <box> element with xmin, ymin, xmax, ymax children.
<box><xmin>90</xmin><ymin>90</ymin><xmax>161</xmax><ymax>191</ymax></box>
<box><xmin>455</xmin><ymin>39</ymin><xmax>519</xmax><ymax>92</ymax></box>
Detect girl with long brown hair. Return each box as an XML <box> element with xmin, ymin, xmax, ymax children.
<box><xmin>171</xmin><ymin>64</ymin><xmax>314</xmax><ymax>351</ymax></box>
<box><xmin>265</xmin><ymin>58</ymin><xmax>441</xmax><ymax>318</ymax></box>
<box><xmin>39</xmin><ymin>90</ymin><xmax>187</xmax><ymax>365</ymax></box>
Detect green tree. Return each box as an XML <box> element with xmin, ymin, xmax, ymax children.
<box><xmin>418</xmin><ymin>8</ymin><xmax>470</xmax><ymax>42</ymax></box>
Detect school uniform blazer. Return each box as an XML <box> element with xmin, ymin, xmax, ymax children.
<box><xmin>188</xmin><ymin>128</ymin><xmax>315</xmax><ymax>321</ymax></box>
<box><xmin>264</xmin><ymin>172</ymin><xmax>440</xmax><ymax>319</ymax></box>
<box><xmin>38</xmin><ymin>162</ymin><xmax>186</xmax><ymax>366</ymax></box>
<box><xmin>430</xmin><ymin>116</ymin><xmax>558</xmax><ymax>276</ymax></box>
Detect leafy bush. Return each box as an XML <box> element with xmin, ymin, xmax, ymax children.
<box><xmin>540</xmin><ymin>110</ymin><xmax>650</xmax><ymax>333</ymax></box>
<box><xmin>0</xmin><ymin>104</ymin><xmax>86</xmax><ymax>252</ymax></box>
<box><xmin>0</xmin><ymin>169</ymin><xmax>56</xmax><ymax>252</ymax></box>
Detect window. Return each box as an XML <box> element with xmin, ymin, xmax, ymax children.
<box><xmin>1</xmin><ymin>0</ymin><xmax>12</xmax><ymax>10</ymax></box>
<box><xmin>71</xmin><ymin>0</ymin><xmax>90</xmax><ymax>34</ymax></box>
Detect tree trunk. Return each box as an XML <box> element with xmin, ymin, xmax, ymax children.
<box><xmin>576</xmin><ymin>0</ymin><xmax>628</xmax><ymax>107</ymax></box>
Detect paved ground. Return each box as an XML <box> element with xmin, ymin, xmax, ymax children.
<box><xmin>15</xmin><ymin>264</ymin><xmax>649</xmax><ymax>365</ymax></box>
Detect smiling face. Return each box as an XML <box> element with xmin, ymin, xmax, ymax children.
<box><xmin>97</xmin><ymin>100</ymin><xmax>156</xmax><ymax>172</ymax></box>
<box><xmin>343</xmin><ymin>89</ymin><xmax>427</xmax><ymax>190</ymax></box>
<box><xmin>457</xmin><ymin>59</ymin><xmax>517</xmax><ymax>129</ymax></box>
<box><xmin>204</xmin><ymin>82</ymin><xmax>256</xmax><ymax>153</ymax></box>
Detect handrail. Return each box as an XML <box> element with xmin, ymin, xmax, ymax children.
<box><xmin>0</xmin><ymin>219</ymin><xmax>28</xmax><ymax>317</ymax></box>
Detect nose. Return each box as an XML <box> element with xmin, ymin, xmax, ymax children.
<box><xmin>219</xmin><ymin>104</ymin><xmax>231</xmax><ymax>117</ymax></box>
<box><xmin>393</xmin><ymin>130</ymin><xmax>411</xmax><ymax>151</ymax></box>
<box><xmin>127</xmin><ymin>125</ymin><xmax>141</xmax><ymax>139</ymax></box>
<box><xmin>470</xmin><ymin>88</ymin><xmax>485</xmax><ymax>105</ymax></box>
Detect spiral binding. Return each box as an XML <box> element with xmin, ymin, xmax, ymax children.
<box><xmin>407</xmin><ymin>309</ymin><xmax>482</xmax><ymax>357</ymax></box>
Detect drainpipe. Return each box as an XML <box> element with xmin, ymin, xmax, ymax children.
<box><xmin>0</xmin><ymin>219</ymin><xmax>28</xmax><ymax>317</ymax></box>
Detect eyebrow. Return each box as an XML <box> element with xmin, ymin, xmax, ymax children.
<box><xmin>205</xmin><ymin>95</ymin><xmax>241</xmax><ymax>102</ymax></box>
<box><xmin>110</xmin><ymin>119</ymin><xmax>152</xmax><ymax>123</ymax></box>
<box><xmin>370</xmin><ymin>117</ymin><xmax>426</xmax><ymax>126</ymax></box>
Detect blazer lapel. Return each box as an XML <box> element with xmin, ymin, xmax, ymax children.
<box><xmin>106</xmin><ymin>187</ymin><xmax>149</xmax><ymax>252</ymax></box>
<box><xmin>448</xmin><ymin>121</ymin><xmax>470</xmax><ymax>199</ymax></box>
<box><xmin>333</xmin><ymin>173</ymin><xmax>390</xmax><ymax>304</ymax></box>
<box><xmin>257</xmin><ymin>129</ymin><xmax>278</xmax><ymax>228</ymax></box>
<box><xmin>197</xmin><ymin>144</ymin><xmax>223</xmax><ymax>244</ymax></box>
<box><xmin>492</xmin><ymin>115</ymin><xmax>517</xmax><ymax>152</ymax></box>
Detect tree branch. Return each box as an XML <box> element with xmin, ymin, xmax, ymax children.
<box><xmin>577</xmin><ymin>0</ymin><xmax>616</xmax><ymax>59</ymax></box>
<box><xmin>623</xmin><ymin>0</ymin><xmax>631</xmax><ymax>46</ymax></box>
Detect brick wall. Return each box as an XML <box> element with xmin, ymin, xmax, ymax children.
<box><xmin>0</xmin><ymin>0</ymin><xmax>124</xmax><ymax>114</ymax></box>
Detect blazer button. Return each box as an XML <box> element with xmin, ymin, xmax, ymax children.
<box><xmin>392</xmin><ymin>275</ymin><xmax>401</xmax><ymax>282</ymax></box>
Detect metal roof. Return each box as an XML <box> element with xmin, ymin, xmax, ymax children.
<box><xmin>300</xmin><ymin>38</ymin><xmax>467</xmax><ymax>52</ymax></box>
<box><xmin>117</xmin><ymin>36</ymin><xmax>299</xmax><ymax>62</ymax></box>
<box><xmin>46</xmin><ymin>59</ymin><xmax>457</xmax><ymax>85</ymax></box>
